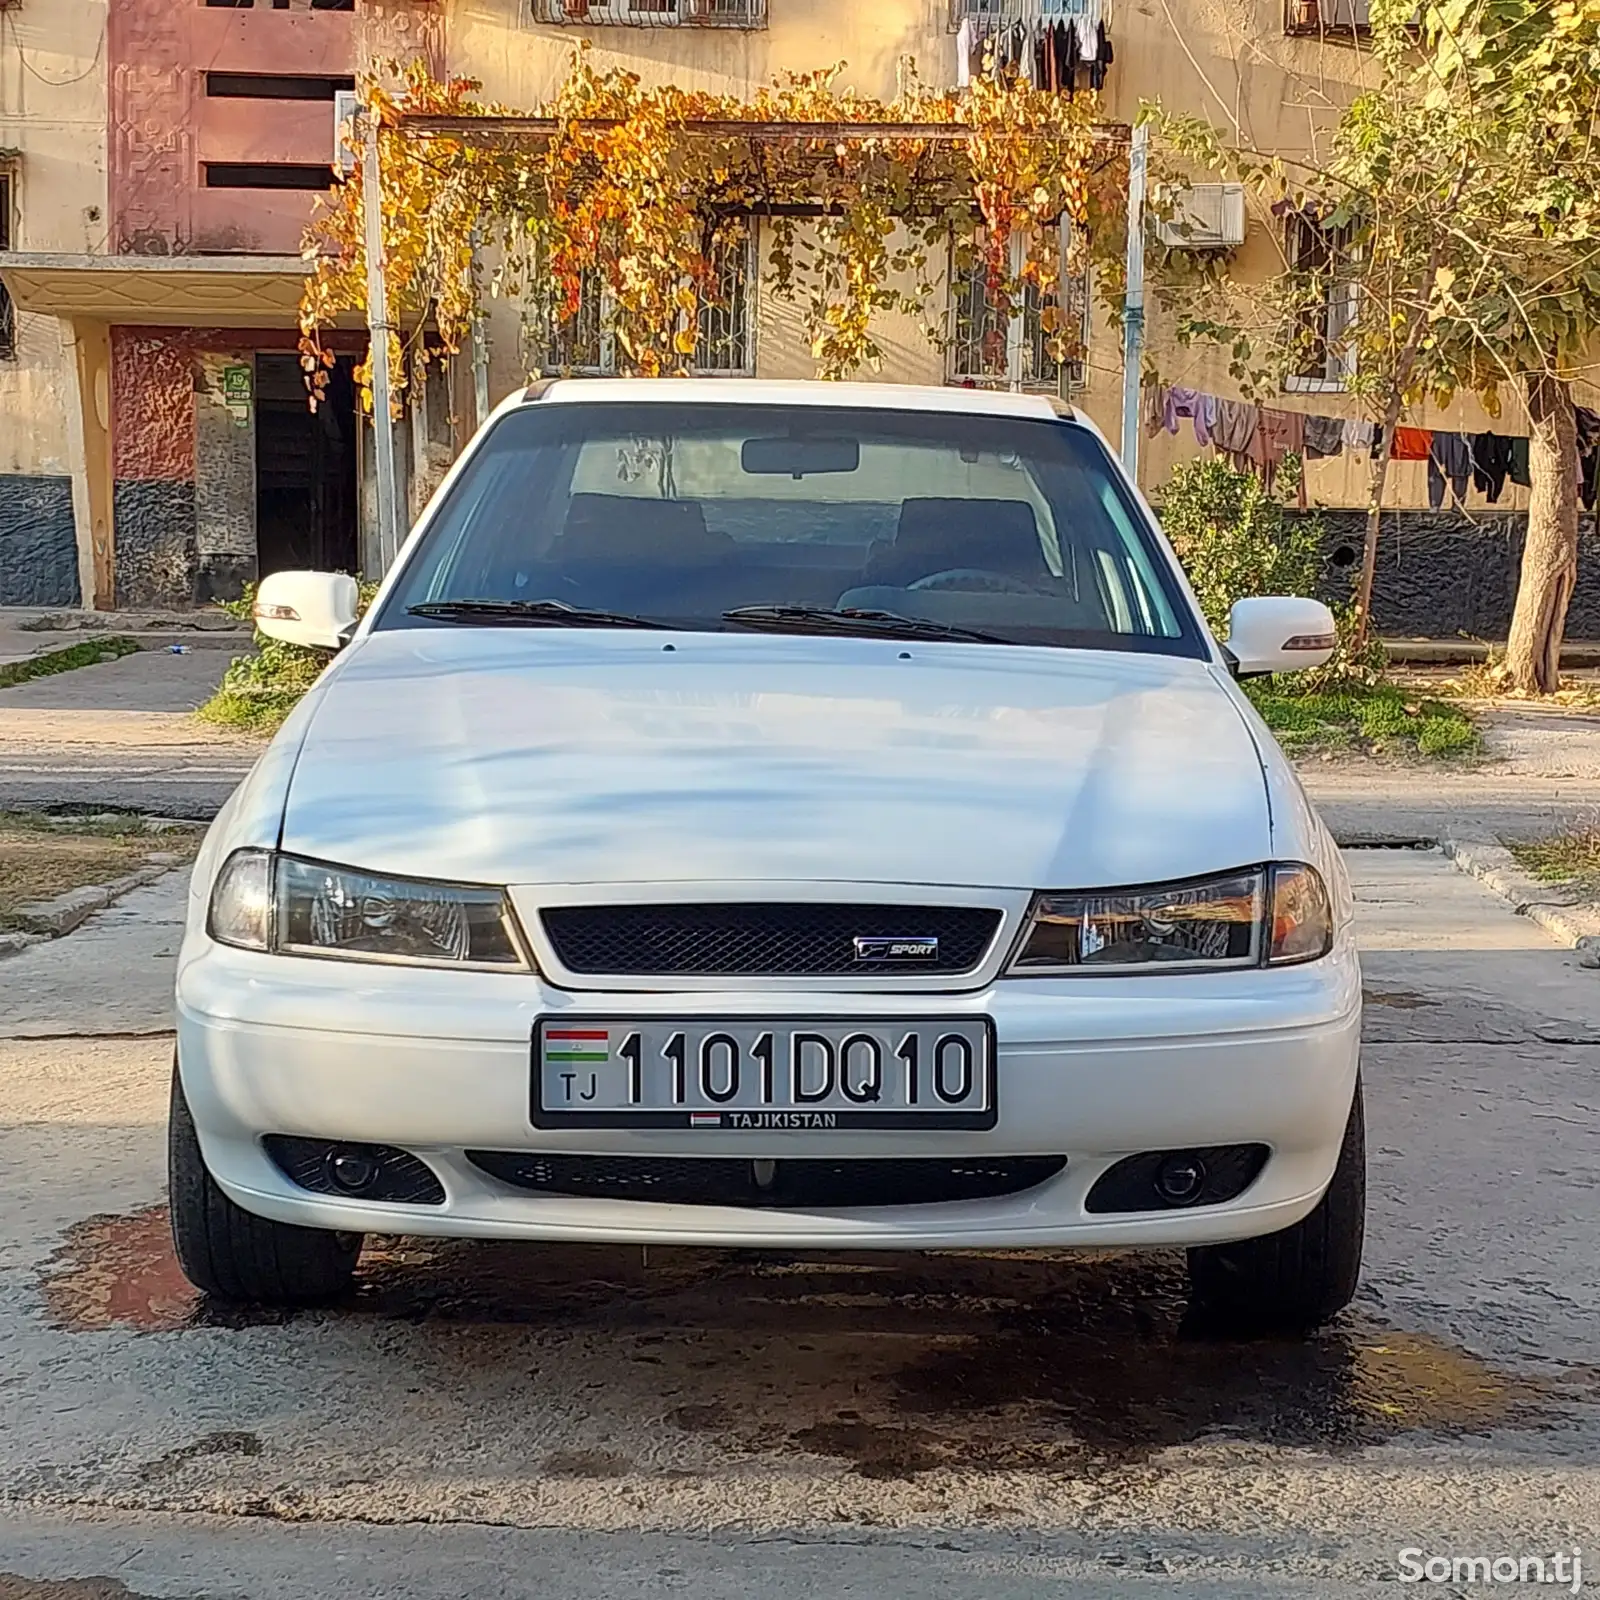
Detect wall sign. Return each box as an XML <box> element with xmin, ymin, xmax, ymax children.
<box><xmin>222</xmin><ymin>364</ymin><xmax>253</xmax><ymax>430</ymax></box>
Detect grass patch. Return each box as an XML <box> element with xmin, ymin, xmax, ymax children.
<box><xmin>196</xmin><ymin>637</ymin><xmax>327</xmax><ymax>734</ymax></box>
<box><xmin>1246</xmin><ymin>680</ymin><xmax>1480</xmax><ymax>760</ymax></box>
<box><xmin>0</xmin><ymin>636</ymin><xmax>140</xmax><ymax>691</ymax></box>
<box><xmin>0</xmin><ymin>811</ymin><xmax>202</xmax><ymax>930</ymax></box>
<box><xmin>1507</xmin><ymin>830</ymin><xmax>1600</xmax><ymax>895</ymax></box>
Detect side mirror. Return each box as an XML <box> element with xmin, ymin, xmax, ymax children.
<box><xmin>1226</xmin><ymin>595</ymin><xmax>1337</xmax><ymax>677</ymax></box>
<box><xmin>253</xmin><ymin>571</ymin><xmax>360</xmax><ymax>652</ymax></box>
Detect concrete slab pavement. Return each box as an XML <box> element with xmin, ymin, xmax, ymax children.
<box><xmin>0</xmin><ymin>850</ymin><xmax>1596</xmax><ymax>1596</ymax></box>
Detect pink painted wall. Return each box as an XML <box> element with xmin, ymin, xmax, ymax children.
<box><xmin>109</xmin><ymin>0</ymin><xmax>360</xmax><ymax>257</ymax></box>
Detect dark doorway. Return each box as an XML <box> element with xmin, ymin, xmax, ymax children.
<box><xmin>255</xmin><ymin>353</ymin><xmax>359</xmax><ymax>576</ymax></box>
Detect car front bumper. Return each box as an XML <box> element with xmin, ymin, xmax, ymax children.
<box><xmin>175</xmin><ymin>937</ymin><xmax>1362</xmax><ymax>1251</ymax></box>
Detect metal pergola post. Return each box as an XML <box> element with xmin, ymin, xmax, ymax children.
<box><xmin>361</xmin><ymin>108</ymin><xmax>405</xmax><ymax>573</ymax></box>
<box><xmin>1120</xmin><ymin>121</ymin><xmax>1149</xmax><ymax>485</ymax></box>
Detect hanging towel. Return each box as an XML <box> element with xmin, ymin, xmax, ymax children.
<box><xmin>1303</xmin><ymin>415</ymin><xmax>1345</xmax><ymax>459</ymax></box>
<box><xmin>1342</xmin><ymin>418</ymin><xmax>1376</xmax><ymax>456</ymax></box>
<box><xmin>1427</xmin><ymin>432</ymin><xmax>1472</xmax><ymax>509</ymax></box>
<box><xmin>1390</xmin><ymin>425</ymin><xmax>1432</xmax><ymax>461</ymax></box>
<box><xmin>1509</xmin><ymin>436</ymin><xmax>1531</xmax><ymax>488</ymax></box>
<box><xmin>957</xmin><ymin>17</ymin><xmax>975</xmax><ymax>87</ymax></box>
<box><xmin>1211</xmin><ymin>397</ymin><xmax>1259</xmax><ymax>457</ymax></box>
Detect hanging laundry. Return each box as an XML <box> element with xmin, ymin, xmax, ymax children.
<box><xmin>1255</xmin><ymin>408</ymin><xmax>1308</xmax><ymax>506</ymax></box>
<box><xmin>1509</xmin><ymin>436</ymin><xmax>1531</xmax><ymax>488</ymax></box>
<box><xmin>1389</xmin><ymin>425</ymin><xmax>1432</xmax><ymax>461</ymax></box>
<box><xmin>1087</xmin><ymin>20</ymin><xmax>1114</xmax><ymax>91</ymax></box>
<box><xmin>1211</xmin><ymin>398</ymin><xmax>1260</xmax><ymax>464</ymax></box>
<box><xmin>1162</xmin><ymin>386</ymin><xmax>1215</xmax><ymax>445</ymax></box>
<box><xmin>1145</xmin><ymin>385</ymin><xmax>1168</xmax><ymax>439</ymax></box>
<box><xmin>1427</xmin><ymin>432</ymin><xmax>1472</xmax><ymax>510</ymax></box>
<box><xmin>1577</xmin><ymin>408</ymin><xmax>1600</xmax><ymax>513</ymax></box>
<box><xmin>1469</xmin><ymin>433</ymin><xmax>1514</xmax><ymax>503</ymax></box>
<box><xmin>1303</xmin><ymin>415</ymin><xmax>1344</xmax><ymax>459</ymax></box>
<box><xmin>956</xmin><ymin>16</ymin><xmax>975</xmax><ymax>88</ymax></box>
<box><xmin>1342</xmin><ymin>418</ymin><xmax>1376</xmax><ymax>456</ymax></box>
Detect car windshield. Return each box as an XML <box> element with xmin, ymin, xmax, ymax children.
<box><xmin>377</xmin><ymin>401</ymin><xmax>1204</xmax><ymax>656</ymax></box>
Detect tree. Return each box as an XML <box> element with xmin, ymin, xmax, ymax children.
<box><xmin>1150</xmin><ymin>0</ymin><xmax>1600</xmax><ymax>690</ymax></box>
<box><xmin>299</xmin><ymin>53</ymin><xmax>1124</xmax><ymax>395</ymax></box>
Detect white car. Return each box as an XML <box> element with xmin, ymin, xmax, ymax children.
<box><xmin>171</xmin><ymin>379</ymin><xmax>1363</xmax><ymax>1331</ymax></box>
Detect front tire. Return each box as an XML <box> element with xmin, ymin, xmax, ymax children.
<box><xmin>168</xmin><ymin>1061</ymin><xmax>361</xmax><ymax>1305</ymax></box>
<box><xmin>1186</xmin><ymin>1076</ymin><xmax>1365</xmax><ymax>1333</ymax></box>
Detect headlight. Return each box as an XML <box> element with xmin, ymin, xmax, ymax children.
<box><xmin>208</xmin><ymin>849</ymin><xmax>528</xmax><ymax>970</ymax></box>
<box><xmin>1008</xmin><ymin>863</ymin><xmax>1332</xmax><ymax>974</ymax></box>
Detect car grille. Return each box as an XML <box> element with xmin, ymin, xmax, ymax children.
<box><xmin>539</xmin><ymin>902</ymin><xmax>1003</xmax><ymax>977</ymax></box>
<box><xmin>465</xmin><ymin>1152</ymin><xmax>1066</xmax><ymax>1208</ymax></box>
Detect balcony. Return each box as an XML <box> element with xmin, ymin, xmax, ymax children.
<box><xmin>949</xmin><ymin>0</ymin><xmax>1094</xmax><ymax>29</ymax></box>
<box><xmin>529</xmin><ymin>0</ymin><xmax>766</xmax><ymax>27</ymax></box>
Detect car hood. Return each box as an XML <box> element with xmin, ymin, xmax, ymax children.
<box><xmin>280</xmin><ymin>629</ymin><xmax>1270</xmax><ymax>890</ymax></box>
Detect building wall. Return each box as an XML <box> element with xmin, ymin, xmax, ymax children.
<box><xmin>448</xmin><ymin>0</ymin><xmax>1566</xmax><ymax>511</ymax></box>
<box><xmin>109</xmin><ymin>0</ymin><xmax>357</xmax><ymax>257</ymax></box>
<box><xmin>0</xmin><ymin>0</ymin><xmax>110</xmax><ymax>605</ymax></box>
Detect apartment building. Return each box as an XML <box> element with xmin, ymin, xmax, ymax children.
<box><xmin>0</xmin><ymin>0</ymin><xmax>1524</xmax><ymax>610</ymax></box>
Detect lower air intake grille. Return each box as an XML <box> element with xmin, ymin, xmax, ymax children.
<box><xmin>465</xmin><ymin>1153</ymin><xmax>1066</xmax><ymax>1208</ymax></box>
<box><xmin>540</xmin><ymin>902</ymin><xmax>1003</xmax><ymax>977</ymax></box>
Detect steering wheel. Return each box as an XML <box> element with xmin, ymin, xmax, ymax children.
<box><xmin>908</xmin><ymin>567</ymin><xmax>1043</xmax><ymax>595</ymax></box>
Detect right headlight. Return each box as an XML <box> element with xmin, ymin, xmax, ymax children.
<box><xmin>207</xmin><ymin>849</ymin><xmax>530</xmax><ymax>970</ymax></box>
<box><xmin>1007</xmin><ymin>863</ymin><xmax>1332</xmax><ymax>974</ymax></box>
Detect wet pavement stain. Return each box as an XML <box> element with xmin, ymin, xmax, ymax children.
<box><xmin>37</xmin><ymin>1206</ymin><xmax>1583</xmax><ymax>1483</ymax></box>
<box><xmin>139</xmin><ymin>1429</ymin><xmax>262</xmax><ymax>1481</ymax></box>
<box><xmin>1363</xmin><ymin>988</ymin><xmax>1440</xmax><ymax>1009</ymax></box>
<box><xmin>539</xmin><ymin>1449</ymin><xmax>635</xmax><ymax>1478</ymax></box>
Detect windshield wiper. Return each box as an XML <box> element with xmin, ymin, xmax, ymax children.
<box><xmin>409</xmin><ymin>599</ymin><xmax>670</xmax><ymax>630</ymax></box>
<box><xmin>722</xmin><ymin>605</ymin><xmax>1012</xmax><ymax>646</ymax></box>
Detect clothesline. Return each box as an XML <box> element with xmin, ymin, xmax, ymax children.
<box><xmin>1150</xmin><ymin>385</ymin><xmax>1600</xmax><ymax>511</ymax></box>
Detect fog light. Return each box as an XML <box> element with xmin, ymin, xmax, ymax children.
<box><xmin>1154</xmin><ymin>1154</ymin><xmax>1207</xmax><ymax>1206</ymax></box>
<box><xmin>326</xmin><ymin>1147</ymin><xmax>381</xmax><ymax>1195</ymax></box>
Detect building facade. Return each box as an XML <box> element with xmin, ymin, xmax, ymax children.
<box><xmin>0</xmin><ymin>0</ymin><xmax>1557</xmax><ymax>610</ymax></box>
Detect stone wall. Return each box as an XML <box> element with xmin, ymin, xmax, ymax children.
<box><xmin>1296</xmin><ymin>509</ymin><xmax>1600</xmax><ymax>641</ymax></box>
<box><xmin>0</xmin><ymin>475</ymin><xmax>80</xmax><ymax>606</ymax></box>
<box><xmin>111</xmin><ymin>328</ymin><xmax>197</xmax><ymax>607</ymax></box>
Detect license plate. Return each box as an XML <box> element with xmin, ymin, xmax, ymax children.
<box><xmin>532</xmin><ymin>1017</ymin><xmax>997</xmax><ymax>1130</ymax></box>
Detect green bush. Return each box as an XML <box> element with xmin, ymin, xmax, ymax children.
<box><xmin>1156</xmin><ymin>455</ymin><xmax>1384</xmax><ymax>692</ymax></box>
<box><xmin>198</xmin><ymin>581</ymin><xmax>377</xmax><ymax>733</ymax></box>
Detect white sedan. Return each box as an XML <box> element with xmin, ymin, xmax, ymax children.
<box><xmin>171</xmin><ymin>379</ymin><xmax>1363</xmax><ymax>1332</ymax></box>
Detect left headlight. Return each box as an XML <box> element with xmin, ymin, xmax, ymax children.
<box><xmin>1007</xmin><ymin>863</ymin><xmax>1332</xmax><ymax>974</ymax></box>
<box><xmin>208</xmin><ymin>849</ymin><xmax>529</xmax><ymax>970</ymax></box>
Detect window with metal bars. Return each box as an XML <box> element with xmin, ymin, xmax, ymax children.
<box><xmin>528</xmin><ymin>0</ymin><xmax>766</xmax><ymax>27</ymax></box>
<box><xmin>535</xmin><ymin>230</ymin><xmax>755</xmax><ymax>377</ymax></box>
<box><xmin>0</xmin><ymin>170</ymin><xmax>14</xmax><ymax>362</ymax></box>
<box><xmin>1283</xmin><ymin>211</ymin><xmax>1356</xmax><ymax>392</ymax></box>
<box><xmin>947</xmin><ymin>239</ymin><xmax>1088</xmax><ymax>393</ymax></box>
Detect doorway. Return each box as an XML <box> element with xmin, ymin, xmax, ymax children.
<box><xmin>254</xmin><ymin>353</ymin><xmax>359</xmax><ymax>577</ymax></box>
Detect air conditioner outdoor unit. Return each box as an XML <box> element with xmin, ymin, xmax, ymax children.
<box><xmin>333</xmin><ymin>89</ymin><xmax>361</xmax><ymax>178</ymax></box>
<box><xmin>1155</xmin><ymin>183</ymin><xmax>1247</xmax><ymax>251</ymax></box>
<box><xmin>1319</xmin><ymin>0</ymin><xmax>1371</xmax><ymax>24</ymax></box>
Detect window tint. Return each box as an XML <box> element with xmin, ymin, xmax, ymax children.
<box><xmin>379</xmin><ymin>403</ymin><xmax>1202</xmax><ymax>656</ymax></box>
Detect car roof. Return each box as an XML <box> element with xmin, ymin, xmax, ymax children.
<box><xmin>517</xmin><ymin>376</ymin><xmax>1071</xmax><ymax>423</ymax></box>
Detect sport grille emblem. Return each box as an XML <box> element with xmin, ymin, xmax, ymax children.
<box><xmin>853</xmin><ymin>935</ymin><xmax>940</xmax><ymax>964</ymax></box>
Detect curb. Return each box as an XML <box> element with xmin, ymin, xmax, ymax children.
<box><xmin>1439</xmin><ymin>835</ymin><xmax>1600</xmax><ymax>955</ymax></box>
<box><xmin>0</xmin><ymin>858</ymin><xmax>185</xmax><ymax>958</ymax></box>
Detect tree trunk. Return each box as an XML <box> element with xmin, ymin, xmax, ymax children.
<box><xmin>1352</xmin><ymin>386</ymin><xmax>1405</xmax><ymax>653</ymax></box>
<box><xmin>1505</xmin><ymin>371</ymin><xmax>1580</xmax><ymax>695</ymax></box>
